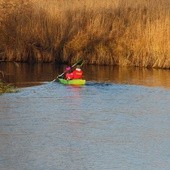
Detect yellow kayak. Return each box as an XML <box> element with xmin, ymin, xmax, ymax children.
<box><xmin>58</xmin><ymin>78</ymin><xmax>86</xmax><ymax>85</ymax></box>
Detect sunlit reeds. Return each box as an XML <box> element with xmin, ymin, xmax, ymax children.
<box><xmin>0</xmin><ymin>0</ymin><xmax>169</xmax><ymax>68</ymax></box>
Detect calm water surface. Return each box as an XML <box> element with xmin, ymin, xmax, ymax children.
<box><xmin>0</xmin><ymin>63</ymin><xmax>170</xmax><ymax>170</ymax></box>
<box><xmin>1</xmin><ymin>63</ymin><xmax>170</xmax><ymax>88</ymax></box>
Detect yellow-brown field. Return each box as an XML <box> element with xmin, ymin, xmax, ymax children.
<box><xmin>0</xmin><ymin>0</ymin><xmax>169</xmax><ymax>68</ymax></box>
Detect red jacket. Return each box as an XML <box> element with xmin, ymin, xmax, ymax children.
<box><xmin>65</xmin><ymin>68</ymin><xmax>83</xmax><ymax>80</ymax></box>
<box><xmin>72</xmin><ymin>68</ymin><xmax>83</xmax><ymax>79</ymax></box>
<box><xmin>66</xmin><ymin>72</ymin><xmax>73</xmax><ymax>80</ymax></box>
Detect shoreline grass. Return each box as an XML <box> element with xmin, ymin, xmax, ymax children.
<box><xmin>0</xmin><ymin>80</ymin><xmax>17</xmax><ymax>94</ymax></box>
<box><xmin>0</xmin><ymin>0</ymin><xmax>169</xmax><ymax>68</ymax></box>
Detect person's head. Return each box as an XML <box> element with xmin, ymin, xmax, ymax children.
<box><xmin>76</xmin><ymin>65</ymin><xmax>81</xmax><ymax>69</ymax></box>
<box><xmin>75</xmin><ymin>65</ymin><xmax>82</xmax><ymax>71</ymax></box>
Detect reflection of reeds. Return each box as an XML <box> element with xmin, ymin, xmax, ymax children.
<box><xmin>0</xmin><ymin>0</ymin><xmax>169</xmax><ymax>68</ymax></box>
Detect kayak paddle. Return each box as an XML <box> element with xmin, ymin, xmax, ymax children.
<box><xmin>52</xmin><ymin>58</ymin><xmax>83</xmax><ymax>82</ymax></box>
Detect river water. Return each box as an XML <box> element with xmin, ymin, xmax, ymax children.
<box><xmin>0</xmin><ymin>63</ymin><xmax>170</xmax><ymax>170</ymax></box>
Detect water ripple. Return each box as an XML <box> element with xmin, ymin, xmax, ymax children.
<box><xmin>0</xmin><ymin>82</ymin><xmax>170</xmax><ymax>170</ymax></box>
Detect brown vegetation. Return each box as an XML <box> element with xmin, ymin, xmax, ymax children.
<box><xmin>0</xmin><ymin>0</ymin><xmax>169</xmax><ymax>68</ymax></box>
<box><xmin>0</xmin><ymin>79</ymin><xmax>17</xmax><ymax>94</ymax></box>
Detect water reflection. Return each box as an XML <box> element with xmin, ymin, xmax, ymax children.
<box><xmin>84</xmin><ymin>65</ymin><xmax>170</xmax><ymax>88</ymax></box>
<box><xmin>0</xmin><ymin>63</ymin><xmax>170</xmax><ymax>88</ymax></box>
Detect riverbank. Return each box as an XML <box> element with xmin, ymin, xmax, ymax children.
<box><xmin>0</xmin><ymin>0</ymin><xmax>169</xmax><ymax>68</ymax></box>
<box><xmin>0</xmin><ymin>80</ymin><xmax>17</xmax><ymax>94</ymax></box>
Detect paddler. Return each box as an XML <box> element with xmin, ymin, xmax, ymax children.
<box><xmin>65</xmin><ymin>65</ymin><xmax>83</xmax><ymax>80</ymax></box>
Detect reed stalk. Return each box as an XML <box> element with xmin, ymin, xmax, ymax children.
<box><xmin>0</xmin><ymin>0</ymin><xmax>169</xmax><ymax>68</ymax></box>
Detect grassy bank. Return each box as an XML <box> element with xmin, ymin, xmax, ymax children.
<box><xmin>0</xmin><ymin>80</ymin><xmax>17</xmax><ymax>94</ymax></box>
<box><xmin>0</xmin><ymin>0</ymin><xmax>169</xmax><ymax>68</ymax></box>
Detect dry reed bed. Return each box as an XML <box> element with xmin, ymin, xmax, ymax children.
<box><xmin>0</xmin><ymin>0</ymin><xmax>169</xmax><ymax>68</ymax></box>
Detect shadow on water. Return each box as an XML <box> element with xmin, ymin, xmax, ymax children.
<box><xmin>86</xmin><ymin>81</ymin><xmax>113</xmax><ymax>87</ymax></box>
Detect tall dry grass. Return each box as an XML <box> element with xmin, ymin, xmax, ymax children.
<box><xmin>0</xmin><ymin>0</ymin><xmax>169</xmax><ymax>68</ymax></box>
